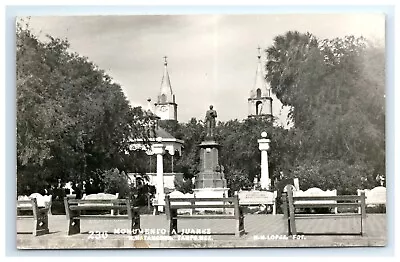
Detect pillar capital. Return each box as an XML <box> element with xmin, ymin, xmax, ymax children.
<box><xmin>258</xmin><ymin>138</ymin><xmax>270</xmax><ymax>151</ymax></box>
<box><xmin>152</xmin><ymin>143</ymin><xmax>165</xmax><ymax>155</ymax></box>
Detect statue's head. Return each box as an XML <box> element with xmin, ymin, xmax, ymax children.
<box><xmin>209</xmin><ymin>105</ymin><xmax>213</xmax><ymax>109</ymax></box>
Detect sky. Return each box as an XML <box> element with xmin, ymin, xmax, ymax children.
<box><xmin>26</xmin><ymin>14</ymin><xmax>385</xmax><ymax>125</ymax></box>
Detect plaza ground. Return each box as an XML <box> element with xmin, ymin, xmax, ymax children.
<box><xmin>16</xmin><ymin>213</ymin><xmax>386</xmax><ymax>249</ymax></box>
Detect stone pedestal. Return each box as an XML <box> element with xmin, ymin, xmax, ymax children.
<box><xmin>194</xmin><ymin>140</ymin><xmax>229</xmax><ymax>212</ymax></box>
<box><xmin>195</xmin><ymin>140</ymin><xmax>227</xmax><ymax>189</ymax></box>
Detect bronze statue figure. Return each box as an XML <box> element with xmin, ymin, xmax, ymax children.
<box><xmin>205</xmin><ymin>105</ymin><xmax>217</xmax><ymax>138</ymax></box>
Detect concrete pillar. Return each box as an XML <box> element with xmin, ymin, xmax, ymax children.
<box><xmin>152</xmin><ymin>137</ymin><xmax>165</xmax><ymax>212</ymax></box>
<box><xmin>258</xmin><ymin>132</ymin><xmax>271</xmax><ymax>190</ymax></box>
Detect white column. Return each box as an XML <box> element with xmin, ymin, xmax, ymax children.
<box><xmin>260</xmin><ymin>150</ymin><xmax>269</xmax><ymax>189</ymax></box>
<box><xmin>258</xmin><ymin>132</ymin><xmax>271</xmax><ymax>190</ymax></box>
<box><xmin>152</xmin><ymin>137</ymin><xmax>165</xmax><ymax>212</ymax></box>
<box><xmin>157</xmin><ymin>153</ymin><xmax>164</xmax><ymax>196</ymax></box>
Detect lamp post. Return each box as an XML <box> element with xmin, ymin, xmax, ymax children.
<box><xmin>258</xmin><ymin>132</ymin><xmax>271</xmax><ymax>190</ymax></box>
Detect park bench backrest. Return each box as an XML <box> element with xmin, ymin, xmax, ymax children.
<box><xmin>81</xmin><ymin>192</ymin><xmax>119</xmax><ymax>200</ymax></box>
<box><xmin>65</xmin><ymin>198</ymin><xmax>130</xmax><ymax>210</ymax></box>
<box><xmin>79</xmin><ymin>193</ymin><xmax>120</xmax><ymax>213</ymax></box>
<box><xmin>64</xmin><ymin>198</ymin><xmax>134</xmax><ymax>218</ymax></box>
<box><xmin>17</xmin><ymin>198</ymin><xmax>40</xmax><ymax>214</ymax></box>
<box><xmin>292</xmin><ymin>187</ymin><xmax>337</xmax><ymax>204</ymax></box>
<box><xmin>165</xmin><ymin>195</ymin><xmax>241</xmax><ymax>217</ymax></box>
<box><xmin>166</xmin><ymin>196</ymin><xmax>238</xmax><ymax>205</ymax></box>
<box><xmin>282</xmin><ymin>186</ymin><xmax>366</xmax><ymax>218</ymax></box>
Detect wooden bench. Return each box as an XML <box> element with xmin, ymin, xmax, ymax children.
<box><xmin>165</xmin><ymin>195</ymin><xmax>245</xmax><ymax>237</ymax></box>
<box><xmin>282</xmin><ymin>186</ymin><xmax>366</xmax><ymax>236</ymax></box>
<box><xmin>81</xmin><ymin>193</ymin><xmax>120</xmax><ymax>215</ymax></box>
<box><xmin>292</xmin><ymin>187</ymin><xmax>338</xmax><ymax>214</ymax></box>
<box><xmin>64</xmin><ymin>197</ymin><xmax>140</xmax><ymax>235</ymax></box>
<box><xmin>153</xmin><ymin>191</ymin><xmax>196</xmax><ymax>215</ymax></box>
<box><xmin>17</xmin><ymin>198</ymin><xmax>50</xmax><ymax>236</ymax></box>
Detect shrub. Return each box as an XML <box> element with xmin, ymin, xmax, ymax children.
<box><xmin>101</xmin><ymin>168</ymin><xmax>131</xmax><ymax>198</ymax></box>
<box><xmin>292</xmin><ymin>159</ymin><xmax>377</xmax><ymax>195</ymax></box>
<box><xmin>173</xmin><ymin>177</ymin><xmax>194</xmax><ymax>194</ymax></box>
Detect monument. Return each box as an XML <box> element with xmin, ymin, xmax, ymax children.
<box><xmin>235</xmin><ymin>131</ymin><xmax>277</xmax><ymax>214</ymax></box>
<box><xmin>193</xmin><ymin>105</ymin><xmax>229</xmax><ymax>199</ymax></box>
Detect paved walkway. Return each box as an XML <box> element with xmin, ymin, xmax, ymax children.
<box><xmin>16</xmin><ymin>214</ymin><xmax>386</xmax><ymax>249</ymax></box>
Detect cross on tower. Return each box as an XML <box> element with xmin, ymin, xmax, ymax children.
<box><xmin>257</xmin><ymin>46</ymin><xmax>261</xmax><ymax>59</ymax></box>
<box><xmin>163</xmin><ymin>56</ymin><xmax>168</xmax><ymax>65</ymax></box>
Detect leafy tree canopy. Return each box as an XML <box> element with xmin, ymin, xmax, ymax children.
<box><xmin>16</xmin><ymin>20</ymin><xmax>153</xmax><ymax>195</ymax></box>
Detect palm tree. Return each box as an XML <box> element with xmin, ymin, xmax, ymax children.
<box><xmin>265</xmin><ymin>31</ymin><xmax>319</xmax><ymax>106</ymax></box>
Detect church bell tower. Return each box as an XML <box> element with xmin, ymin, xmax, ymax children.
<box><xmin>154</xmin><ymin>56</ymin><xmax>178</xmax><ymax>121</ymax></box>
<box><xmin>248</xmin><ymin>47</ymin><xmax>273</xmax><ymax>120</ymax></box>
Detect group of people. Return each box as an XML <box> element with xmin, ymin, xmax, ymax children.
<box><xmin>40</xmin><ymin>178</ymin><xmax>103</xmax><ymax>200</ymax></box>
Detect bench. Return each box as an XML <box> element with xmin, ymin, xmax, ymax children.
<box><xmin>153</xmin><ymin>191</ymin><xmax>196</xmax><ymax>215</ymax></box>
<box><xmin>81</xmin><ymin>193</ymin><xmax>120</xmax><ymax>215</ymax></box>
<box><xmin>64</xmin><ymin>197</ymin><xmax>140</xmax><ymax>235</ymax></box>
<box><xmin>17</xmin><ymin>198</ymin><xmax>50</xmax><ymax>236</ymax></box>
<box><xmin>165</xmin><ymin>195</ymin><xmax>245</xmax><ymax>237</ymax></box>
<box><xmin>282</xmin><ymin>186</ymin><xmax>366</xmax><ymax>236</ymax></box>
<box><xmin>292</xmin><ymin>187</ymin><xmax>338</xmax><ymax>214</ymax></box>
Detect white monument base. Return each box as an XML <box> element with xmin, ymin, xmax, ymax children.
<box><xmin>192</xmin><ymin>188</ymin><xmax>230</xmax><ymax>214</ymax></box>
<box><xmin>193</xmin><ymin>188</ymin><xmax>229</xmax><ymax>198</ymax></box>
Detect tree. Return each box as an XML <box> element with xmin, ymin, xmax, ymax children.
<box><xmin>265</xmin><ymin>31</ymin><xmax>385</xmax><ymax>193</ymax></box>
<box><xmin>173</xmin><ymin>176</ymin><xmax>194</xmax><ymax>194</ymax></box>
<box><xmin>101</xmin><ymin>168</ymin><xmax>131</xmax><ymax>198</ymax></box>
<box><xmin>172</xmin><ymin>118</ymin><xmax>205</xmax><ymax>180</ymax></box>
<box><xmin>16</xmin><ymin>21</ymin><xmax>153</xmax><ymax>195</ymax></box>
<box><xmin>265</xmin><ymin>31</ymin><xmax>319</xmax><ymax>124</ymax></box>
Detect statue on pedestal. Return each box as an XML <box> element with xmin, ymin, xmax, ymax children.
<box><xmin>205</xmin><ymin>105</ymin><xmax>217</xmax><ymax>138</ymax></box>
<box><xmin>195</xmin><ymin>104</ymin><xmax>227</xmax><ymax>193</ymax></box>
